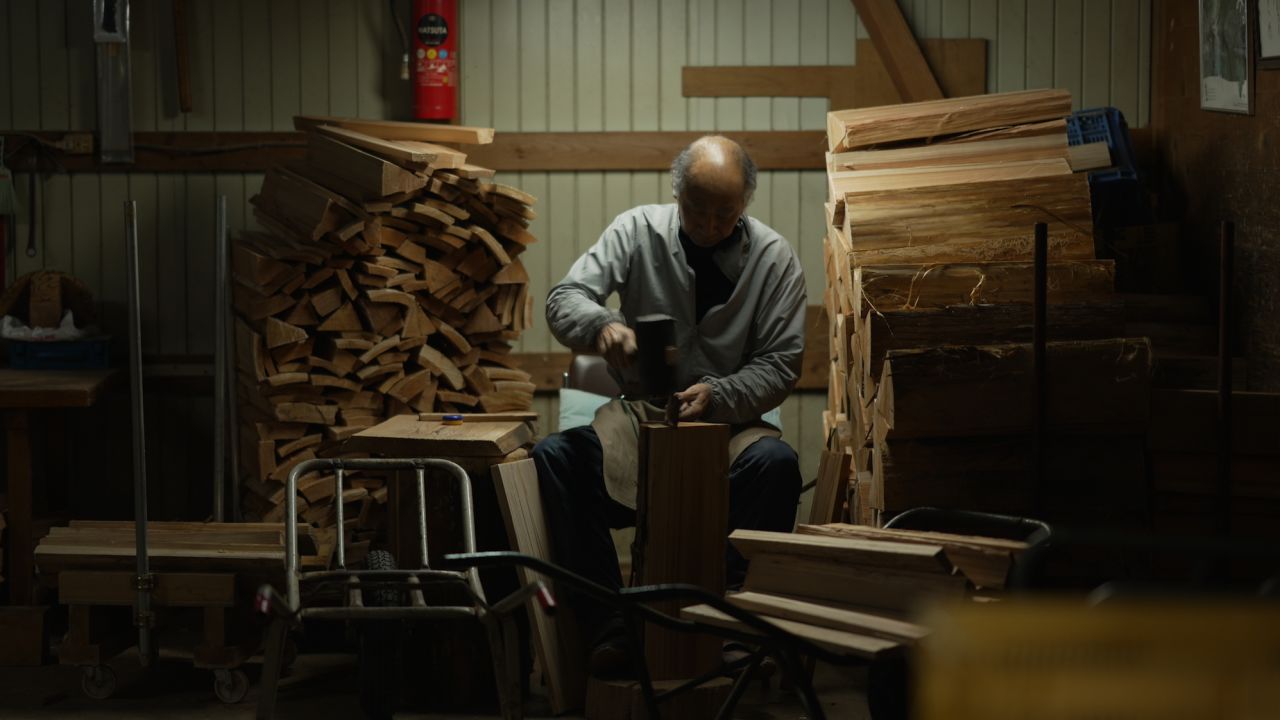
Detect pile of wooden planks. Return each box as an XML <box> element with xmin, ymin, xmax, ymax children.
<box><xmin>236</xmin><ymin>117</ymin><xmax>539</xmax><ymax>541</ymax></box>
<box><xmin>820</xmin><ymin>90</ymin><xmax>1151</xmax><ymax>526</ymax></box>
<box><xmin>681</xmin><ymin>526</ymin><xmax>1030</xmax><ymax>661</ymax></box>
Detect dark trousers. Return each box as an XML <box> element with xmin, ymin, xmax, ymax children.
<box><xmin>531</xmin><ymin>425</ymin><xmax>802</xmax><ymax>635</ymax></box>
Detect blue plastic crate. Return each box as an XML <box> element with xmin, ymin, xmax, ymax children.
<box><xmin>1066</xmin><ymin>107</ymin><xmax>1138</xmax><ymax>183</ymax></box>
<box><xmin>7</xmin><ymin>336</ymin><xmax>111</xmax><ymax>370</ymax></box>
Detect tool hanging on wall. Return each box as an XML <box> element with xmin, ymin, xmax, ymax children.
<box><xmin>94</xmin><ymin>0</ymin><xmax>135</xmax><ymax>163</ymax></box>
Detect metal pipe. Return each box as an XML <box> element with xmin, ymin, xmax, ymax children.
<box><xmin>335</xmin><ymin>467</ymin><xmax>346</xmax><ymax>569</ymax></box>
<box><xmin>1032</xmin><ymin>222</ymin><xmax>1048</xmax><ymax>513</ymax></box>
<box><xmin>213</xmin><ymin>195</ymin><xmax>227</xmax><ymax>522</ymax></box>
<box><xmin>124</xmin><ymin>199</ymin><xmax>153</xmax><ymax>664</ymax></box>
<box><xmin>416</xmin><ymin>467</ymin><xmax>430</xmax><ymax>568</ymax></box>
<box><xmin>1218</xmin><ymin>221</ymin><xmax>1234</xmax><ymax>537</ymax></box>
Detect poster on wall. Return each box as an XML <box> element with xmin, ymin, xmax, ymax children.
<box><xmin>1260</xmin><ymin>0</ymin><xmax>1280</xmax><ymax>66</ymax></box>
<box><xmin>1199</xmin><ymin>0</ymin><xmax>1253</xmax><ymax>113</ymax></box>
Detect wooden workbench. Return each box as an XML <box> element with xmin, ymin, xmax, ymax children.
<box><xmin>0</xmin><ymin>368</ymin><xmax>120</xmax><ymax>606</ymax></box>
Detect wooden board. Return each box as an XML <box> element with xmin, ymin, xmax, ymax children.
<box><xmin>849</xmin><ymin>0</ymin><xmax>943</xmax><ymax>102</ymax></box>
<box><xmin>827</xmin><ymin>89</ymin><xmax>1073</xmax><ymax>152</ymax></box>
<box><xmin>344</xmin><ymin>414</ymin><xmax>533</xmax><ymax>458</ymax></box>
<box><xmin>796</xmin><ymin>523</ymin><xmax>1025</xmax><ymax>591</ymax></box>
<box><xmin>728</xmin><ymin>529</ymin><xmax>953</xmax><ymax>575</ymax></box>
<box><xmin>808</xmin><ymin>449</ymin><xmax>851</xmax><ymax>526</ymax></box>
<box><xmin>852</xmin><ymin>260</ymin><xmax>1115</xmax><ymax>314</ymax></box>
<box><xmin>682</xmin><ymin>38</ymin><xmax>984</xmax><ymax>110</ymax></box>
<box><xmin>491</xmin><ymin>460</ymin><xmax>586</xmax><ymax>714</ymax></box>
<box><xmin>727</xmin><ymin>590</ymin><xmax>928</xmax><ymax>643</ymax></box>
<box><xmin>0</xmin><ymin>369</ymin><xmax>119</xmax><ymax>408</ymax></box>
<box><xmin>679</xmin><ymin>603</ymin><xmax>901</xmax><ymax>659</ymax></box>
<box><xmin>637</xmin><ymin>422</ymin><xmax>729</xmax><ymax>680</ymax></box>
<box><xmin>293</xmin><ymin>115</ymin><xmax>495</xmax><ymax>145</ymax></box>
<box><xmin>743</xmin><ymin>552</ymin><xmax>967</xmax><ymax>614</ymax></box>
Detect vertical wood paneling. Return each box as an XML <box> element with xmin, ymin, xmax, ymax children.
<box><xmin>355</xmin><ymin>0</ymin><xmax>384</xmax><ymax>118</ymax></box>
<box><xmin>744</xmin><ymin>0</ymin><xmax>772</xmax><ymax>131</ymax></box>
<box><xmin>714</xmin><ymin>0</ymin><xmax>744</xmax><ymax>130</ymax></box>
<box><xmin>1054</xmin><ymin>0</ymin><xmax>1084</xmax><ymax>107</ymax></box>
<box><xmin>1138</xmin><ymin>0</ymin><xmax>1150</xmax><ymax>126</ymax></box>
<box><xmin>185</xmin><ymin>0</ymin><xmax>215</xmax><ymax>130</ymax></box>
<box><xmin>270</xmin><ymin>0</ymin><xmax>303</xmax><ymax>129</ymax></box>
<box><xmin>604</xmin><ymin>0</ymin><xmax>633</xmax><ymax>131</ymax></box>
<box><xmin>298</xmin><ymin>0</ymin><xmax>329</xmax><ymax>116</ymax></box>
<box><xmin>548</xmin><ymin>0</ymin><xmax>576</xmax><ymax>132</ymax></box>
<box><xmin>67</xmin><ymin>0</ymin><xmax>97</xmax><ymax>129</ymax></box>
<box><xmin>1109</xmin><ymin>0</ymin><xmax>1140</xmax><ymax>123</ymax></box>
<box><xmin>9</xmin><ymin>0</ymin><xmax>40</xmax><ymax>128</ymax></box>
<box><xmin>689</xmin><ymin>0</ymin><xmax>717</xmax><ymax>130</ymax></box>
<box><xmin>659</xmin><ymin>0</ymin><xmax>688</xmax><ymax>131</ymax></box>
<box><xmin>0</xmin><ymin>0</ymin><xmax>13</xmax><ymax>129</ymax></box>
<box><xmin>520</xmin><ymin>1</ymin><xmax>549</xmax><ymax>132</ymax></box>
<box><xmin>37</xmin><ymin>0</ymin><xmax>69</xmax><ymax>130</ymax></box>
<box><xmin>41</xmin><ymin>175</ymin><xmax>73</xmax><ymax>275</ymax></box>
<box><xmin>942</xmin><ymin>0</ymin><xmax>970</xmax><ymax>38</ymax></box>
<box><xmin>1025</xmin><ymin>0</ymin><xmax>1054</xmax><ymax>90</ymax></box>
<box><xmin>130</xmin><ymin>174</ymin><xmax>160</xmax><ymax>353</ymax></box>
<box><xmin>99</xmin><ymin>178</ymin><xmax>129</xmax><ymax>346</ymax></box>
<box><xmin>184</xmin><ymin>175</ymin><xmax>214</xmax><ymax>354</ymax></box>
<box><xmin>996</xmin><ymin>0</ymin><xmax>1026</xmax><ymax>91</ymax></box>
<box><xmin>970</xmin><ymin>0</ymin><xmax>999</xmax><ymax>91</ymax></box>
<box><xmin>242</xmin><ymin>0</ymin><xmax>273</xmax><ymax>130</ymax></box>
<box><xmin>156</xmin><ymin>175</ymin><xmax>187</xmax><ymax>354</ymax></box>
<box><xmin>460</xmin><ymin>0</ymin><xmax>493</xmax><ymax>126</ymax></box>
<box><xmin>327</xmin><ymin>0</ymin><xmax>358</xmax><ymax>117</ymax></box>
<box><xmin>213</xmin><ymin>0</ymin><xmax>244</xmax><ymax>132</ymax></box>
<box><xmin>69</xmin><ymin>175</ymin><xmax>102</xmax><ymax>311</ymax></box>
<box><xmin>491</xmin><ymin>0</ymin><xmax>519</xmax><ymax>131</ymax></box>
<box><xmin>132</xmin><ymin>0</ymin><xmax>159</xmax><ymax>132</ymax></box>
<box><xmin>1081</xmin><ymin>0</ymin><xmax>1112</xmax><ymax>108</ymax></box>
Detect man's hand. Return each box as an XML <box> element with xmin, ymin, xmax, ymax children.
<box><xmin>673</xmin><ymin>383</ymin><xmax>713</xmax><ymax>420</ymax></box>
<box><xmin>596</xmin><ymin>322</ymin><xmax>638</xmax><ymax>369</ymax></box>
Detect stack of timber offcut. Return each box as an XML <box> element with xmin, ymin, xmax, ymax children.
<box><xmin>821</xmin><ymin>89</ymin><xmax>1152</xmax><ymax>527</ymax></box>
<box><xmin>680</xmin><ymin>527</ymin><xmax>1030</xmax><ymax>662</ymax></box>
<box><xmin>235</xmin><ymin>117</ymin><xmax>539</xmax><ymax>548</ymax></box>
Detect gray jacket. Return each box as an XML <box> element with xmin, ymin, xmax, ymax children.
<box><xmin>545</xmin><ymin>203</ymin><xmax>807</xmax><ymax>424</ymax></box>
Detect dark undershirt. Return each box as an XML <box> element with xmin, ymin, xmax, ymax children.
<box><xmin>679</xmin><ymin>229</ymin><xmax>737</xmax><ymax>323</ymax></box>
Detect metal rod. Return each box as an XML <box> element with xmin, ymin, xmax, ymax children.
<box><xmin>417</xmin><ymin>467</ymin><xmax>430</xmax><ymax>568</ymax></box>
<box><xmin>1218</xmin><ymin>221</ymin><xmax>1234</xmax><ymax>537</ymax></box>
<box><xmin>335</xmin><ymin>467</ymin><xmax>346</xmax><ymax>569</ymax></box>
<box><xmin>1032</xmin><ymin>222</ymin><xmax>1048</xmax><ymax>513</ymax></box>
<box><xmin>213</xmin><ymin>195</ymin><xmax>227</xmax><ymax>522</ymax></box>
<box><xmin>124</xmin><ymin>199</ymin><xmax>153</xmax><ymax>664</ymax></box>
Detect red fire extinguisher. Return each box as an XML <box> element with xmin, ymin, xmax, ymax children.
<box><xmin>413</xmin><ymin>0</ymin><xmax>458</xmax><ymax>121</ymax></box>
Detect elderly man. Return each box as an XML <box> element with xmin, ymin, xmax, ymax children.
<box><xmin>532</xmin><ymin>135</ymin><xmax>806</xmax><ymax>676</ymax></box>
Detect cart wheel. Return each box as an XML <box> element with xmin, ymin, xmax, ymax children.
<box><xmin>81</xmin><ymin>665</ymin><xmax>117</xmax><ymax>700</ymax></box>
<box><xmin>359</xmin><ymin>550</ymin><xmax>403</xmax><ymax>720</ymax></box>
<box><xmin>213</xmin><ymin>668</ymin><xmax>250</xmax><ymax>704</ymax></box>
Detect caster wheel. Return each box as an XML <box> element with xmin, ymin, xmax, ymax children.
<box><xmin>359</xmin><ymin>550</ymin><xmax>403</xmax><ymax>720</ymax></box>
<box><xmin>81</xmin><ymin>665</ymin><xmax>117</xmax><ymax>700</ymax></box>
<box><xmin>214</xmin><ymin>668</ymin><xmax>250</xmax><ymax>704</ymax></box>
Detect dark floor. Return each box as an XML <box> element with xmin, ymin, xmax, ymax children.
<box><xmin>0</xmin><ymin>650</ymin><xmax>870</xmax><ymax>719</ymax></box>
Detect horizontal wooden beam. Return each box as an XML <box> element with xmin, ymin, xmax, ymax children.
<box><xmin>2</xmin><ymin>130</ymin><xmax>827</xmax><ymax>173</ymax></box>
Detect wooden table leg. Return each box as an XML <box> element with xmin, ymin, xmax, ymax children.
<box><xmin>5</xmin><ymin>409</ymin><xmax>34</xmax><ymax>605</ymax></box>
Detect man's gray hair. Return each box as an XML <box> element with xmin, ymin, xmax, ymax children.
<box><xmin>670</xmin><ymin>138</ymin><xmax>757</xmax><ymax>204</ymax></box>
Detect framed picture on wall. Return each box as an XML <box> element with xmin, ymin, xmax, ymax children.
<box><xmin>1199</xmin><ymin>0</ymin><xmax>1254</xmax><ymax>113</ymax></box>
<box><xmin>1260</xmin><ymin>0</ymin><xmax>1280</xmax><ymax>68</ymax></box>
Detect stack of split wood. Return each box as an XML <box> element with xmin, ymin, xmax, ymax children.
<box><xmin>821</xmin><ymin>89</ymin><xmax>1151</xmax><ymax>526</ymax></box>
<box><xmin>681</xmin><ymin>526</ymin><xmax>1029</xmax><ymax>660</ymax></box>
<box><xmin>235</xmin><ymin>116</ymin><xmax>539</xmax><ymax>547</ymax></box>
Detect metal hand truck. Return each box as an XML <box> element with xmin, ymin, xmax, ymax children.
<box><xmin>253</xmin><ymin>457</ymin><xmax>547</xmax><ymax>720</ymax></box>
